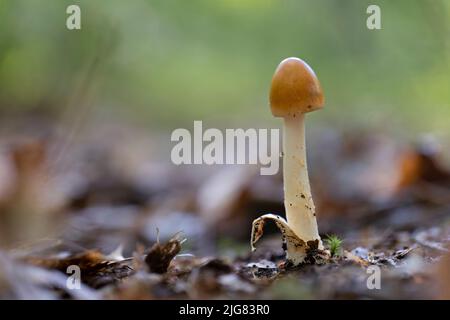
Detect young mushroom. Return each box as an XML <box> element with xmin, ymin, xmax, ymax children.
<box><xmin>251</xmin><ymin>57</ymin><xmax>328</xmax><ymax>265</ymax></box>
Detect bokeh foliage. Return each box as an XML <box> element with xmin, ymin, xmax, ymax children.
<box><xmin>0</xmin><ymin>0</ymin><xmax>449</xmax><ymax>134</ymax></box>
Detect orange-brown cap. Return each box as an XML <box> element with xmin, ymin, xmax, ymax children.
<box><xmin>270</xmin><ymin>57</ymin><xmax>324</xmax><ymax>117</ymax></box>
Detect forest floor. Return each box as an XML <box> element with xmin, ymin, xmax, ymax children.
<box><xmin>0</xmin><ymin>118</ymin><xmax>449</xmax><ymax>299</ymax></box>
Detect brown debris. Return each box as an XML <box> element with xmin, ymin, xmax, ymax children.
<box><xmin>144</xmin><ymin>235</ymin><xmax>182</xmax><ymax>274</ymax></box>
<box><xmin>189</xmin><ymin>258</ymin><xmax>244</xmax><ymax>299</ymax></box>
<box><xmin>0</xmin><ymin>140</ymin><xmax>65</xmax><ymax>247</ymax></box>
<box><xmin>397</xmin><ymin>144</ymin><xmax>450</xmax><ymax>190</ymax></box>
<box><xmin>24</xmin><ymin>250</ymin><xmax>133</xmax><ymax>289</ymax></box>
<box><xmin>25</xmin><ymin>250</ymin><xmax>106</xmax><ymax>271</ymax></box>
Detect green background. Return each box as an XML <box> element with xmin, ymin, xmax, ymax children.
<box><xmin>0</xmin><ymin>0</ymin><xmax>449</xmax><ymax>137</ymax></box>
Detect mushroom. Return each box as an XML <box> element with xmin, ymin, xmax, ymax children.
<box><xmin>251</xmin><ymin>57</ymin><xmax>328</xmax><ymax>265</ymax></box>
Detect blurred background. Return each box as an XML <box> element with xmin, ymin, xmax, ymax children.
<box><xmin>1</xmin><ymin>0</ymin><xmax>450</xmax><ymax>133</ymax></box>
<box><xmin>0</xmin><ymin>0</ymin><xmax>449</xmax><ymax>299</ymax></box>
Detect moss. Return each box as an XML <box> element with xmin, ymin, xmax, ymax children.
<box><xmin>324</xmin><ymin>234</ymin><xmax>343</xmax><ymax>257</ymax></box>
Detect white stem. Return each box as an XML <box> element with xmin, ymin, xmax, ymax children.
<box><xmin>283</xmin><ymin>115</ymin><xmax>322</xmax><ymax>248</ymax></box>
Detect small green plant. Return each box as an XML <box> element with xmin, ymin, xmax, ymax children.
<box><xmin>324</xmin><ymin>235</ymin><xmax>343</xmax><ymax>257</ymax></box>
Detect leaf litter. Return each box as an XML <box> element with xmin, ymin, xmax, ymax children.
<box><xmin>0</xmin><ymin>122</ymin><xmax>449</xmax><ymax>299</ymax></box>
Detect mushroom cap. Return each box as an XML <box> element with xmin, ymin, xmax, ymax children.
<box><xmin>270</xmin><ymin>57</ymin><xmax>324</xmax><ymax>117</ymax></box>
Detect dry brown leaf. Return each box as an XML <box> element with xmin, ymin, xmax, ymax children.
<box><xmin>144</xmin><ymin>233</ymin><xmax>183</xmax><ymax>274</ymax></box>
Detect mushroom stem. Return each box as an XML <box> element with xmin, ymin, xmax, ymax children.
<box><xmin>283</xmin><ymin>114</ymin><xmax>322</xmax><ymax>248</ymax></box>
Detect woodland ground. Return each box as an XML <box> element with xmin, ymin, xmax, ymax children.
<box><xmin>0</xmin><ymin>118</ymin><xmax>449</xmax><ymax>299</ymax></box>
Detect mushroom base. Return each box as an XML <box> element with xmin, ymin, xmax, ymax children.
<box><xmin>251</xmin><ymin>214</ymin><xmax>329</xmax><ymax>266</ymax></box>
